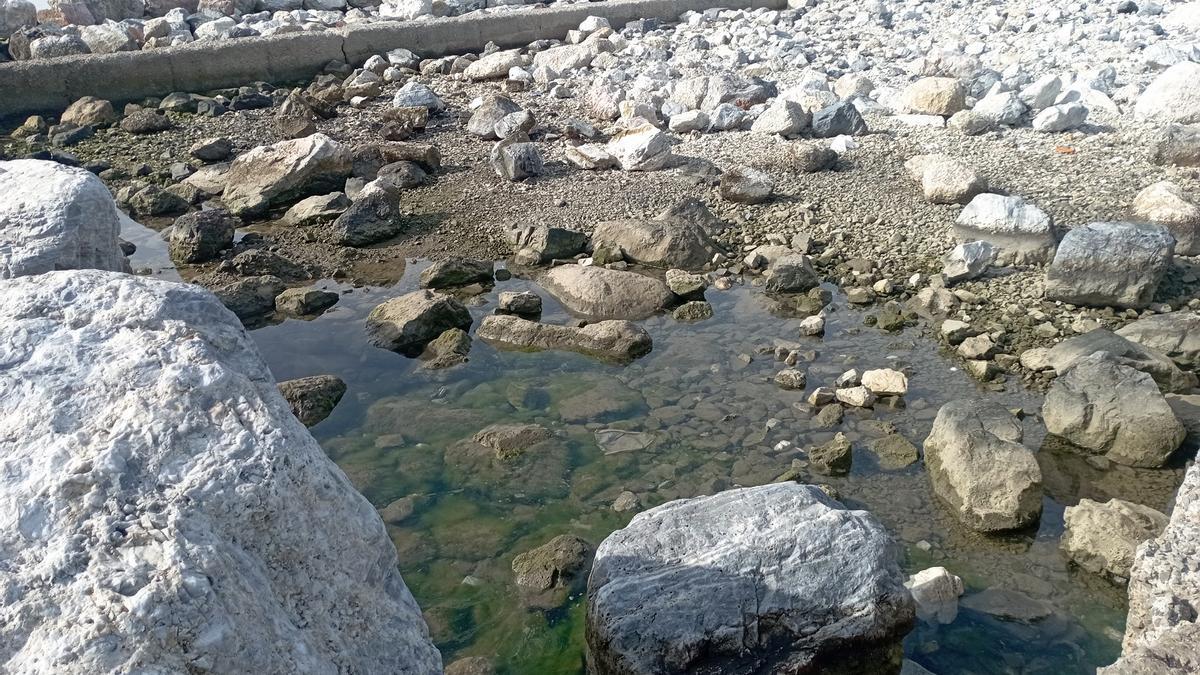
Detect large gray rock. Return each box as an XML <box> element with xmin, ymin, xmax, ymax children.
<box><xmin>477</xmin><ymin>314</ymin><xmax>652</xmax><ymax>361</ymax></box>
<box><xmin>0</xmin><ymin>0</ymin><xmax>36</xmax><ymax>37</ymax></box>
<box><xmin>1062</xmin><ymin>498</ymin><xmax>1168</xmax><ymax>584</ymax></box>
<box><xmin>0</xmin><ymin>270</ymin><xmax>440</xmax><ymax>675</ymax></box>
<box><xmin>467</xmin><ymin>95</ymin><xmax>521</xmax><ymax>140</ymax></box>
<box><xmin>1044</xmin><ymin>222</ymin><xmax>1175</xmax><ymax>310</ymax></box>
<box><xmin>1099</xmin><ymin>461</ymin><xmax>1200</xmax><ymax>675</ymax></box>
<box><xmin>904</xmin><ymin>154</ymin><xmax>986</xmax><ymax>205</ymax></box>
<box><xmin>955</xmin><ymin>193</ymin><xmax>1056</xmax><ymax>265</ymax></box>
<box><xmin>1152</xmin><ymin>124</ymin><xmax>1200</xmax><ymax>167</ymax></box>
<box><xmin>1043</xmin><ymin>353</ymin><xmax>1186</xmax><ymax>468</ymax></box>
<box><xmin>539</xmin><ymin>265</ymin><xmax>673</xmax><ymax>320</ymax></box>
<box><xmin>331</xmin><ymin>182</ymin><xmax>404</xmax><ymax>247</ymax></box>
<box><xmin>168</xmin><ymin>208</ymin><xmax>235</xmax><ymax>263</ymax></box>
<box><xmin>1116</xmin><ymin>312</ymin><xmax>1200</xmax><ymax>370</ymax></box>
<box><xmin>1043</xmin><ymin>329</ymin><xmax>1197</xmax><ymax>393</ymax></box>
<box><xmin>365</xmin><ymin>289</ymin><xmax>472</xmax><ymax>356</ymax></box>
<box><xmin>509</xmin><ymin>225</ymin><xmax>588</xmax><ymax>264</ymax></box>
<box><xmin>586</xmin><ymin>484</ymin><xmax>915</xmax><ymax>675</ymax></box>
<box><xmin>1134</xmin><ymin>62</ymin><xmax>1200</xmax><ymax>125</ymax></box>
<box><xmin>590</xmin><ymin>199</ymin><xmax>722</xmax><ymax>271</ymax></box>
<box><xmin>0</xmin><ymin>159</ymin><xmax>130</xmax><ymax>278</ymax></box>
<box><xmin>765</xmin><ymin>252</ymin><xmax>820</xmax><ymax>293</ymax></box>
<box><xmin>222</xmin><ymin>134</ymin><xmax>352</xmax><ymax>217</ymax></box>
<box><xmin>923</xmin><ymin>399</ymin><xmax>1043</xmax><ymax>532</ymax></box>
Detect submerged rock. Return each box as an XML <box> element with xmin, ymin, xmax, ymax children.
<box><xmin>278</xmin><ymin>374</ymin><xmax>347</xmax><ymax>427</ymax></box>
<box><xmin>1062</xmin><ymin>498</ymin><xmax>1168</xmax><ymax>584</ymax></box>
<box><xmin>0</xmin><ymin>159</ymin><xmax>130</xmax><ymax>278</ymax></box>
<box><xmin>1043</xmin><ymin>353</ymin><xmax>1185</xmax><ymax>468</ymax></box>
<box><xmin>586</xmin><ymin>483</ymin><xmax>914</xmax><ymax>674</ymax></box>
<box><xmin>0</xmin><ymin>270</ymin><xmax>440</xmax><ymax>674</ymax></box>
<box><xmin>477</xmin><ymin>314</ymin><xmax>652</xmax><ymax>361</ymax></box>
<box><xmin>365</xmin><ymin>289</ymin><xmax>472</xmax><ymax>356</ymax></box>
<box><xmin>923</xmin><ymin>399</ymin><xmax>1043</xmax><ymax>532</ymax></box>
<box><xmin>905</xmin><ymin>567</ymin><xmax>964</xmax><ymax>624</ymax></box>
<box><xmin>472</xmin><ymin>423</ymin><xmax>553</xmax><ymax>459</ymax></box>
<box><xmin>539</xmin><ymin>265</ymin><xmax>674</xmax><ymax>320</ymax></box>
<box><xmin>512</xmin><ymin>534</ymin><xmax>592</xmax><ymax>609</ymax></box>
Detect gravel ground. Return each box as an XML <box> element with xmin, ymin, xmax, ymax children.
<box><xmin>3</xmin><ymin>4</ymin><xmax>1200</xmax><ymax>392</ymax></box>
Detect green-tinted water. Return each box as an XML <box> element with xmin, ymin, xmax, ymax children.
<box><xmin>242</xmin><ymin>259</ymin><xmax>1170</xmax><ymax>674</ymax></box>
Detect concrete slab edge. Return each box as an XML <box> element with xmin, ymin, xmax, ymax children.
<box><xmin>0</xmin><ymin>0</ymin><xmax>785</xmax><ymax>120</ymax></box>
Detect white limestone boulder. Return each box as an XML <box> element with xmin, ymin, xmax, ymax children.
<box><xmin>1099</xmin><ymin>460</ymin><xmax>1200</xmax><ymax>674</ymax></box>
<box><xmin>1135</xmin><ymin>62</ymin><xmax>1200</xmax><ymax>125</ymax></box>
<box><xmin>0</xmin><ymin>159</ymin><xmax>130</xmax><ymax>279</ymax></box>
<box><xmin>0</xmin><ymin>270</ymin><xmax>441</xmax><ymax>675</ymax></box>
<box><xmin>1132</xmin><ymin>181</ymin><xmax>1200</xmax><ymax>256</ymax></box>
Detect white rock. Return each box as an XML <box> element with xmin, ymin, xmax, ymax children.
<box><xmin>606</xmin><ymin>123</ymin><xmax>672</xmax><ymax>171</ymax></box>
<box><xmin>1032</xmin><ymin>102</ymin><xmax>1088</xmax><ymax>132</ymax></box>
<box><xmin>221</xmin><ymin>134</ymin><xmax>352</xmax><ymax>217</ymax></box>
<box><xmin>861</xmin><ymin>368</ymin><xmax>908</xmax><ymax>396</ymax></box>
<box><xmin>379</xmin><ymin>0</ymin><xmax>430</xmax><ymax>20</ymax></box>
<box><xmin>750</xmin><ymin>98</ymin><xmax>810</xmax><ymax>136</ymax></box>
<box><xmin>835</xmin><ymin>385</ymin><xmax>875</xmax><ymax>408</ymax></box>
<box><xmin>667</xmin><ymin>109</ymin><xmax>709</xmax><ymax>133</ymax></box>
<box><xmin>905</xmin><ymin>567</ymin><xmax>964</xmax><ymax>624</ymax></box>
<box><xmin>0</xmin><ymin>159</ymin><xmax>130</xmax><ymax>279</ymax></box>
<box><xmin>464</xmin><ymin>49</ymin><xmax>527</xmax><ymax>81</ymax></box>
<box><xmin>1135</xmin><ymin>62</ymin><xmax>1200</xmax><ymax>124</ymax></box>
<box><xmin>942</xmin><ymin>240</ymin><xmax>994</xmax><ymax>284</ymax></box>
<box><xmin>1043</xmin><ymin>352</ymin><xmax>1186</xmax><ymax>468</ymax></box>
<box><xmin>923</xmin><ymin>399</ymin><xmax>1042</xmax><ymax>532</ymax></box>
<box><xmin>972</xmin><ymin>90</ymin><xmax>1026</xmax><ymax>125</ymax></box>
<box><xmin>392</xmin><ymin>81</ymin><xmax>444</xmax><ymax>111</ymax></box>
<box><xmin>0</xmin><ymin>270</ymin><xmax>441</xmax><ymax>675</ymax></box>
<box><xmin>955</xmin><ymin>193</ymin><xmax>1056</xmax><ymax>265</ymax></box>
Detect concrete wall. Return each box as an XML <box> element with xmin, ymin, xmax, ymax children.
<box><xmin>0</xmin><ymin>0</ymin><xmax>785</xmax><ymax>120</ymax></box>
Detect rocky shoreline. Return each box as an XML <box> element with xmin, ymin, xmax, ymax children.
<box><xmin>2</xmin><ymin>0</ymin><xmax>1200</xmax><ymax>672</ymax></box>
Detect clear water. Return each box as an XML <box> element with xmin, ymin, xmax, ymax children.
<box><xmin>224</xmin><ymin>255</ymin><xmax>1181</xmax><ymax>675</ymax></box>
<box><xmin>112</xmin><ymin>207</ymin><xmax>1181</xmax><ymax>674</ymax></box>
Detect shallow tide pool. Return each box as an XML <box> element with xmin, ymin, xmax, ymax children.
<box><xmin>229</xmin><ymin>257</ymin><xmax>1183</xmax><ymax>674</ymax></box>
